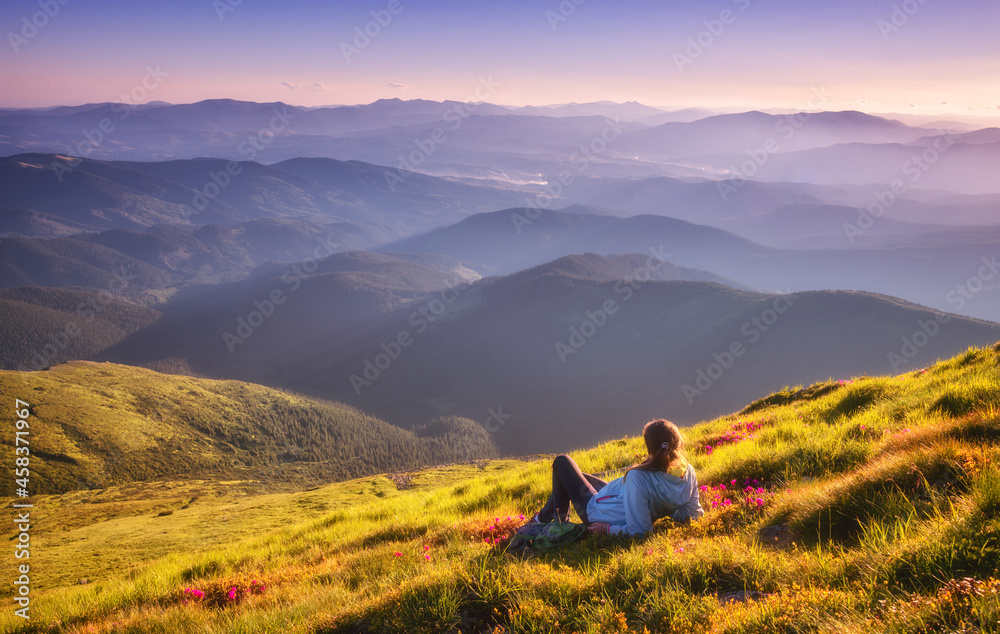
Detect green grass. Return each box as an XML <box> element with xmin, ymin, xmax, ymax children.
<box><xmin>0</xmin><ymin>361</ymin><xmax>498</xmax><ymax>495</ymax></box>
<box><xmin>3</xmin><ymin>344</ymin><xmax>1000</xmax><ymax>633</ymax></box>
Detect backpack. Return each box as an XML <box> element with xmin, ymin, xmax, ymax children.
<box><xmin>506</xmin><ymin>521</ymin><xmax>587</xmax><ymax>555</ymax></box>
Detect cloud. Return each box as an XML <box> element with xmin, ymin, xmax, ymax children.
<box><xmin>279</xmin><ymin>81</ymin><xmax>329</xmax><ymax>92</ymax></box>
<box><xmin>386</xmin><ymin>82</ymin><xmax>408</xmax><ymax>90</ymax></box>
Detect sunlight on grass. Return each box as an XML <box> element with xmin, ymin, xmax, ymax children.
<box><xmin>2</xmin><ymin>343</ymin><xmax>999</xmax><ymax>633</ymax></box>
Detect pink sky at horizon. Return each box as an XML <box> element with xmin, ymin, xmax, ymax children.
<box><xmin>1</xmin><ymin>0</ymin><xmax>997</xmax><ymax>123</ymax></box>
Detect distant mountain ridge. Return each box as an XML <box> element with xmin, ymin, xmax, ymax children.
<box><xmin>72</xmin><ymin>252</ymin><xmax>1000</xmax><ymax>455</ymax></box>
<box><xmin>7</xmin><ymin>99</ymin><xmax>995</xmax><ymax>193</ymax></box>
<box><xmin>384</xmin><ymin>207</ymin><xmax>1000</xmax><ymax>322</ymax></box>
<box><xmin>0</xmin><ymin>153</ymin><xmax>527</xmax><ymax>239</ymax></box>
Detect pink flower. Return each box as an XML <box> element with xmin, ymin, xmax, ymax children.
<box><xmin>730</xmin><ymin>479</ymin><xmax>737</xmax><ymax>486</ymax></box>
<box><xmin>424</xmin><ymin>554</ymin><xmax>431</xmax><ymax>561</ymax></box>
<box><xmin>394</xmin><ymin>552</ymin><xmax>402</xmax><ymax>557</ymax></box>
<box><xmin>423</xmin><ymin>545</ymin><xmax>429</xmax><ymax>551</ymax></box>
<box><xmin>227</xmin><ymin>587</ymin><xmax>237</xmax><ymax>600</ymax></box>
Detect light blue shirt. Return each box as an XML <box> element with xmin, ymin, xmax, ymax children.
<box><xmin>585</xmin><ymin>461</ymin><xmax>703</xmax><ymax>535</ymax></box>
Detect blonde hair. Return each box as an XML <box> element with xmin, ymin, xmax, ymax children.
<box><xmin>624</xmin><ymin>419</ymin><xmax>683</xmax><ymax>481</ymax></box>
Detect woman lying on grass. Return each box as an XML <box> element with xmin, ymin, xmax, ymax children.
<box><xmin>527</xmin><ymin>419</ymin><xmax>703</xmax><ymax>536</ymax></box>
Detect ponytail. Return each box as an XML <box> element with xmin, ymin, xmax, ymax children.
<box><xmin>624</xmin><ymin>419</ymin><xmax>683</xmax><ymax>482</ymax></box>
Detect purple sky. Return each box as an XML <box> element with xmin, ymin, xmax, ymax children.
<box><xmin>1</xmin><ymin>0</ymin><xmax>998</xmax><ymax>117</ymax></box>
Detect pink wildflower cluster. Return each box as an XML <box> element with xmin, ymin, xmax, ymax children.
<box><xmin>698</xmin><ymin>420</ymin><xmax>767</xmax><ymax>455</ymax></box>
<box><xmin>226</xmin><ymin>579</ymin><xmax>266</xmax><ymax>603</ymax></box>
<box><xmin>700</xmin><ymin>477</ymin><xmax>777</xmax><ymax>511</ymax></box>
<box><xmin>461</xmin><ymin>514</ymin><xmax>524</xmax><ymax>546</ymax></box>
<box><xmin>393</xmin><ymin>545</ymin><xmax>434</xmax><ymax>561</ymax></box>
<box><xmin>182</xmin><ymin>587</ymin><xmax>205</xmax><ymax>603</ymax></box>
<box><xmin>182</xmin><ymin>579</ymin><xmax>265</xmax><ymax>607</ymax></box>
<box><xmin>838</xmin><ymin>379</ymin><xmax>854</xmax><ymax>386</ymax></box>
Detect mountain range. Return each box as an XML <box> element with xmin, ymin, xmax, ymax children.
<box><xmin>4</xmin><ymin>99</ymin><xmax>998</xmax><ymax>193</ymax></box>
<box><xmin>1</xmin><ymin>99</ymin><xmax>998</xmax><ymax>460</ymax></box>
<box><xmin>38</xmin><ymin>252</ymin><xmax>993</xmax><ymax>455</ymax></box>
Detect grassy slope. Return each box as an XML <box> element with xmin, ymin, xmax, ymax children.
<box><xmin>3</xmin><ymin>343</ymin><xmax>1000</xmax><ymax>633</ymax></box>
<box><xmin>0</xmin><ymin>362</ymin><xmax>497</xmax><ymax>495</ymax></box>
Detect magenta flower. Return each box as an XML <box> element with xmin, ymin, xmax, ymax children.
<box><xmin>227</xmin><ymin>587</ymin><xmax>237</xmax><ymax>600</ymax></box>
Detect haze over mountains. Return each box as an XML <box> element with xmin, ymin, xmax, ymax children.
<box><xmin>2</xmin><ymin>97</ymin><xmax>998</xmax><ymax>458</ymax></box>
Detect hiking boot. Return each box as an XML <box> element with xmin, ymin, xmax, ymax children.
<box><xmin>531</xmin><ymin>510</ymin><xmax>570</xmax><ymax>525</ymax></box>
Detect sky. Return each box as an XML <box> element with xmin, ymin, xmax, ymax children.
<box><xmin>1</xmin><ymin>0</ymin><xmax>998</xmax><ymax>118</ymax></box>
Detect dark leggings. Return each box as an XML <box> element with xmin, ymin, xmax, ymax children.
<box><xmin>538</xmin><ymin>454</ymin><xmax>607</xmax><ymax>525</ymax></box>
